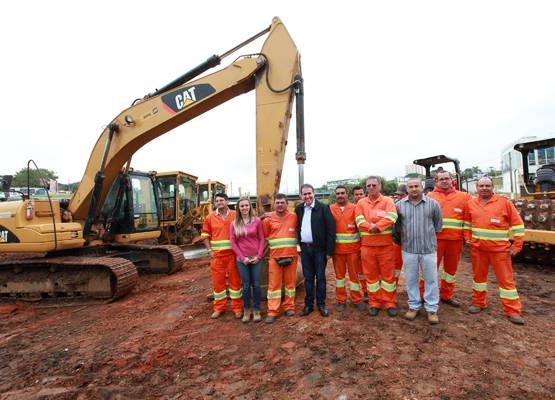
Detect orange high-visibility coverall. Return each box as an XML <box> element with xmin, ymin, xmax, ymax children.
<box><xmin>201</xmin><ymin>210</ymin><xmax>243</xmax><ymax>313</ymax></box>
<box><xmin>355</xmin><ymin>195</ymin><xmax>398</xmax><ymax>308</ymax></box>
<box><xmin>330</xmin><ymin>202</ymin><xmax>362</xmax><ymax>305</ymax></box>
<box><xmin>463</xmin><ymin>194</ymin><xmax>525</xmax><ymax>316</ymax></box>
<box><xmin>422</xmin><ymin>189</ymin><xmax>473</xmax><ymax>300</ymax></box>
<box><xmin>263</xmin><ymin>211</ymin><xmax>298</xmax><ymax>317</ymax></box>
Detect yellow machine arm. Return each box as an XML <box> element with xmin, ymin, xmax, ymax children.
<box><xmin>69</xmin><ymin>17</ymin><xmax>303</xmax><ymax>229</ymax></box>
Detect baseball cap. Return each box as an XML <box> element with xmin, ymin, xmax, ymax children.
<box><xmin>395</xmin><ymin>185</ymin><xmax>407</xmax><ymax>195</ymax></box>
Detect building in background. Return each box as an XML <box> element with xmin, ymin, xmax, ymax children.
<box><xmin>326</xmin><ymin>178</ymin><xmax>361</xmax><ymax>191</ymax></box>
<box><xmin>404</xmin><ymin>164</ymin><xmax>425</xmax><ymax>176</ymax></box>
<box><xmin>501</xmin><ymin>136</ymin><xmax>555</xmax><ymax>194</ymax></box>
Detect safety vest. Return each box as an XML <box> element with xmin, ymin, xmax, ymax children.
<box><xmin>201</xmin><ymin>209</ymin><xmax>236</xmax><ymax>256</ymax></box>
<box><xmin>355</xmin><ymin>195</ymin><xmax>397</xmax><ymax>246</ymax></box>
<box><xmin>330</xmin><ymin>202</ymin><xmax>360</xmax><ymax>254</ymax></box>
<box><xmin>263</xmin><ymin>211</ymin><xmax>298</xmax><ymax>257</ymax></box>
<box><xmin>427</xmin><ymin>189</ymin><xmax>473</xmax><ymax>241</ymax></box>
<box><xmin>463</xmin><ymin>194</ymin><xmax>524</xmax><ymax>252</ymax></box>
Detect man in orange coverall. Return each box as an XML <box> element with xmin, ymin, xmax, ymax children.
<box><xmin>463</xmin><ymin>177</ymin><xmax>525</xmax><ymax>325</ymax></box>
<box><xmin>352</xmin><ymin>185</ymin><xmax>369</xmax><ymax>303</ymax></box>
<box><xmin>201</xmin><ymin>193</ymin><xmax>243</xmax><ymax>319</ymax></box>
<box><xmin>330</xmin><ymin>185</ymin><xmax>366</xmax><ymax>312</ymax></box>
<box><xmin>393</xmin><ymin>185</ymin><xmax>408</xmax><ymax>290</ymax></box>
<box><xmin>355</xmin><ymin>176</ymin><xmax>398</xmax><ymax>317</ymax></box>
<box><xmin>425</xmin><ymin>170</ymin><xmax>473</xmax><ymax>307</ymax></box>
<box><xmin>263</xmin><ymin>193</ymin><xmax>298</xmax><ymax>324</ymax></box>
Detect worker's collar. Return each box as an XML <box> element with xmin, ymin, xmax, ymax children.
<box><xmin>215</xmin><ymin>208</ymin><xmax>230</xmax><ymax>218</ymax></box>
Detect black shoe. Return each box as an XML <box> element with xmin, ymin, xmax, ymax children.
<box><xmin>387</xmin><ymin>307</ymin><xmax>398</xmax><ymax>317</ymax></box>
<box><xmin>336</xmin><ymin>303</ymin><xmax>346</xmax><ymax>312</ymax></box>
<box><xmin>368</xmin><ymin>307</ymin><xmax>379</xmax><ymax>316</ymax></box>
<box><xmin>318</xmin><ymin>306</ymin><xmax>329</xmax><ymax>317</ymax></box>
<box><xmin>300</xmin><ymin>307</ymin><xmax>314</xmax><ymax>316</ymax></box>
<box><xmin>441</xmin><ymin>297</ymin><xmax>461</xmax><ymax>308</ymax></box>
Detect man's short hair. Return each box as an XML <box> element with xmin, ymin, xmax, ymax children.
<box><xmin>407</xmin><ymin>177</ymin><xmax>422</xmax><ymax>186</ymax></box>
<box><xmin>274</xmin><ymin>193</ymin><xmax>287</xmax><ymax>201</ymax></box>
<box><xmin>366</xmin><ymin>176</ymin><xmax>381</xmax><ymax>184</ymax></box>
<box><xmin>479</xmin><ymin>176</ymin><xmax>494</xmax><ymax>185</ymax></box>
<box><xmin>300</xmin><ymin>183</ymin><xmax>314</xmax><ymax>193</ymax></box>
<box><xmin>335</xmin><ymin>185</ymin><xmax>348</xmax><ymax>193</ymax></box>
<box><xmin>215</xmin><ymin>193</ymin><xmax>228</xmax><ymax>201</ymax></box>
<box><xmin>437</xmin><ymin>170</ymin><xmax>452</xmax><ymax>178</ymax></box>
<box><xmin>352</xmin><ymin>185</ymin><xmax>364</xmax><ymax>194</ymax></box>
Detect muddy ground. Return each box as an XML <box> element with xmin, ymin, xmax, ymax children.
<box><xmin>0</xmin><ymin>247</ymin><xmax>554</xmax><ymax>400</ymax></box>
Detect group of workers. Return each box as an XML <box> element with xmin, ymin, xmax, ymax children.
<box><xmin>201</xmin><ymin>170</ymin><xmax>526</xmax><ymax>326</ymax></box>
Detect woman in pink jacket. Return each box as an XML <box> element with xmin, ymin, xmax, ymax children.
<box><xmin>230</xmin><ymin>198</ymin><xmax>265</xmax><ymax>323</ymax></box>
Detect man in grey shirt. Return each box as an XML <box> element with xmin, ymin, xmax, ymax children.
<box><xmin>394</xmin><ymin>177</ymin><xmax>443</xmax><ymax>324</ymax></box>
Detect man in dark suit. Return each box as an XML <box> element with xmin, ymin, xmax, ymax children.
<box><xmin>295</xmin><ymin>183</ymin><xmax>336</xmax><ymax>317</ymax></box>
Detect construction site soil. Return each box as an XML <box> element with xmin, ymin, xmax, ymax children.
<box><xmin>0</xmin><ymin>248</ymin><xmax>553</xmax><ymax>400</ymax></box>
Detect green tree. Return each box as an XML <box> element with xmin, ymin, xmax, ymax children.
<box><xmin>12</xmin><ymin>167</ymin><xmax>59</xmax><ymax>187</ymax></box>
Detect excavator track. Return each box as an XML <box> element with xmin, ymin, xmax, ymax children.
<box><xmin>0</xmin><ymin>256</ymin><xmax>138</xmax><ymax>303</ymax></box>
<box><xmin>108</xmin><ymin>244</ymin><xmax>185</xmax><ymax>274</ymax></box>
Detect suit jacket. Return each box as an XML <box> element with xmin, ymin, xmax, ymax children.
<box><xmin>295</xmin><ymin>199</ymin><xmax>336</xmax><ymax>257</ymax></box>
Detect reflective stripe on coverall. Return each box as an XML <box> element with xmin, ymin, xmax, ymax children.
<box><xmin>263</xmin><ymin>211</ymin><xmax>298</xmax><ymax>316</ymax></box>
<box><xmin>463</xmin><ymin>194</ymin><xmax>524</xmax><ymax>316</ymax></box>
<box><xmin>330</xmin><ymin>202</ymin><xmax>362</xmax><ymax>305</ymax></box>
<box><xmin>355</xmin><ymin>194</ymin><xmax>398</xmax><ymax>308</ymax></box>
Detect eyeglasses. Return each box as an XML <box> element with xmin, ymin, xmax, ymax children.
<box><xmin>366</xmin><ymin>184</ymin><xmax>380</xmax><ymax>187</ymax></box>
<box><xmin>438</xmin><ymin>178</ymin><xmax>451</xmax><ymax>181</ymax></box>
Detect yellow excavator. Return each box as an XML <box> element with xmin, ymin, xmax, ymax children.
<box><xmin>0</xmin><ymin>16</ymin><xmax>305</xmax><ymax>301</ymax></box>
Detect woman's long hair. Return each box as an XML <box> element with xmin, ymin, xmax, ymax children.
<box><xmin>233</xmin><ymin>197</ymin><xmax>255</xmax><ymax>238</ymax></box>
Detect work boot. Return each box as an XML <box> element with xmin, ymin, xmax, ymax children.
<box><xmin>265</xmin><ymin>315</ymin><xmax>277</xmax><ymax>324</ymax></box>
<box><xmin>441</xmin><ymin>297</ymin><xmax>461</xmax><ymax>308</ymax></box>
<box><xmin>404</xmin><ymin>309</ymin><xmax>420</xmax><ymax>321</ymax></box>
<box><xmin>336</xmin><ymin>303</ymin><xmax>347</xmax><ymax>312</ymax></box>
<box><xmin>427</xmin><ymin>311</ymin><xmax>439</xmax><ymax>325</ymax></box>
<box><xmin>211</xmin><ymin>311</ymin><xmax>222</xmax><ymax>319</ymax></box>
<box><xmin>285</xmin><ymin>309</ymin><xmax>295</xmax><ymax>317</ymax></box>
<box><xmin>387</xmin><ymin>307</ymin><xmax>398</xmax><ymax>317</ymax></box>
<box><xmin>234</xmin><ymin>311</ymin><xmax>244</xmax><ymax>319</ymax></box>
<box><xmin>252</xmin><ymin>310</ymin><xmax>262</xmax><ymax>323</ymax></box>
<box><xmin>368</xmin><ymin>307</ymin><xmax>380</xmax><ymax>317</ymax></box>
<box><xmin>509</xmin><ymin>315</ymin><xmax>525</xmax><ymax>325</ymax></box>
<box><xmin>363</xmin><ymin>293</ymin><xmax>370</xmax><ymax>303</ymax></box>
<box><xmin>356</xmin><ymin>303</ymin><xmax>367</xmax><ymax>311</ymax></box>
<box><xmin>242</xmin><ymin>309</ymin><xmax>251</xmax><ymax>324</ymax></box>
<box><xmin>468</xmin><ymin>305</ymin><xmax>483</xmax><ymax>314</ymax></box>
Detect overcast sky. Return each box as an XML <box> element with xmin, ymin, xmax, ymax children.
<box><xmin>3</xmin><ymin>1</ymin><xmax>555</xmax><ymax>195</ymax></box>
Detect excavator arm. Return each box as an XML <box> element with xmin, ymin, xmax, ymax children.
<box><xmin>68</xmin><ymin>17</ymin><xmax>302</xmax><ymax>228</ymax></box>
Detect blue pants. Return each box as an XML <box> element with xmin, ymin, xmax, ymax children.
<box><xmin>301</xmin><ymin>245</ymin><xmax>327</xmax><ymax>308</ymax></box>
<box><xmin>236</xmin><ymin>259</ymin><xmax>263</xmax><ymax>310</ymax></box>
<box><xmin>402</xmin><ymin>251</ymin><xmax>439</xmax><ymax>312</ymax></box>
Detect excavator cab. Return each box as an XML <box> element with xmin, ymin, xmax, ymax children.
<box><xmin>413</xmin><ymin>155</ymin><xmax>464</xmax><ymax>193</ymax></box>
<box><xmin>100</xmin><ymin>170</ymin><xmax>160</xmax><ymax>237</ymax></box>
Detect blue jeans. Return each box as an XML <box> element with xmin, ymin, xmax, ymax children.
<box><xmin>236</xmin><ymin>259</ymin><xmax>263</xmax><ymax>310</ymax></box>
<box><xmin>301</xmin><ymin>245</ymin><xmax>327</xmax><ymax>308</ymax></box>
<box><xmin>402</xmin><ymin>251</ymin><xmax>439</xmax><ymax>312</ymax></box>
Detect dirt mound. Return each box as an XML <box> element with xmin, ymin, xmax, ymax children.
<box><xmin>0</xmin><ymin>249</ymin><xmax>554</xmax><ymax>399</ymax></box>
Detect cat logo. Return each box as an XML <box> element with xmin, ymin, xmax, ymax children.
<box><xmin>0</xmin><ymin>230</ymin><xmax>8</xmax><ymax>243</ymax></box>
<box><xmin>161</xmin><ymin>84</ymin><xmax>216</xmax><ymax>115</ymax></box>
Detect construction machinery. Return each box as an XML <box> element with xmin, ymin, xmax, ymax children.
<box><xmin>0</xmin><ymin>16</ymin><xmax>305</xmax><ymax>301</ymax></box>
<box><xmin>510</xmin><ymin>137</ymin><xmax>555</xmax><ymax>265</ymax></box>
<box><xmin>157</xmin><ymin>173</ymin><xmax>228</xmax><ymax>247</ymax></box>
<box><xmin>413</xmin><ymin>155</ymin><xmax>465</xmax><ymax>193</ymax></box>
